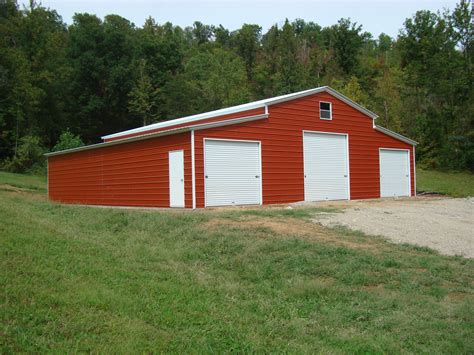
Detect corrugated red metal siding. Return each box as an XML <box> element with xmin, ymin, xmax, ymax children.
<box><xmin>194</xmin><ymin>92</ymin><xmax>414</xmax><ymax>208</ymax></box>
<box><xmin>49</xmin><ymin>92</ymin><xmax>414</xmax><ymax>209</ymax></box>
<box><xmin>103</xmin><ymin>108</ymin><xmax>266</xmax><ymax>142</ymax></box>
<box><xmin>48</xmin><ymin>132</ymin><xmax>192</xmax><ymax>207</ymax></box>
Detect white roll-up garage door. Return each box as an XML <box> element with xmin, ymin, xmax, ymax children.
<box><xmin>379</xmin><ymin>149</ymin><xmax>410</xmax><ymax>197</ymax></box>
<box><xmin>303</xmin><ymin>132</ymin><xmax>349</xmax><ymax>201</ymax></box>
<box><xmin>204</xmin><ymin>139</ymin><xmax>261</xmax><ymax>207</ymax></box>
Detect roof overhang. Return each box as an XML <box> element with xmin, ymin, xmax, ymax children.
<box><xmin>45</xmin><ymin>113</ymin><xmax>268</xmax><ymax>157</ymax></box>
<box><xmin>375</xmin><ymin>125</ymin><xmax>418</xmax><ymax>145</ymax></box>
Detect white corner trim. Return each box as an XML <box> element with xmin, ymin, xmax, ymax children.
<box><xmin>46</xmin><ymin>158</ymin><xmax>49</xmax><ymax>199</ymax></box>
<box><xmin>413</xmin><ymin>146</ymin><xmax>417</xmax><ymax>197</ymax></box>
<box><xmin>191</xmin><ymin>130</ymin><xmax>196</xmax><ymax>209</ymax></box>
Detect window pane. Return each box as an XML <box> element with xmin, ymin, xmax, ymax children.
<box><xmin>320</xmin><ymin>110</ymin><xmax>331</xmax><ymax>119</ymax></box>
<box><xmin>320</xmin><ymin>102</ymin><xmax>331</xmax><ymax>111</ymax></box>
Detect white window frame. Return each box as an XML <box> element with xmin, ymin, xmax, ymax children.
<box><xmin>203</xmin><ymin>137</ymin><xmax>263</xmax><ymax>208</ymax></box>
<box><xmin>319</xmin><ymin>101</ymin><xmax>332</xmax><ymax>120</ymax></box>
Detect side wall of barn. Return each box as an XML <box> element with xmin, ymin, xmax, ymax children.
<box><xmin>48</xmin><ymin>132</ymin><xmax>192</xmax><ymax>208</ymax></box>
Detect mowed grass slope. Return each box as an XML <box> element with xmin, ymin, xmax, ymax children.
<box><xmin>417</xmin><ymin>169</ymin><xmax>474</xmax><ymax>197</ymax></box>
<box><xmin>1</xmin><ymin>173</ymin><xmax>473</xmax><ymax>352</ymax></box>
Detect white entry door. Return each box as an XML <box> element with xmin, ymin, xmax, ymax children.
<box><xmin>169</xmin><ymin>150</ymin><xmax>185</xmax><ymax>207</ymax></box>
<box><xmin>303</xmin><ymin>132</ymin><xmax>349</xmax><ymax>201</ymax></box>
<box><xmin>204</xmin><ymin>139</ymin><xmax>261</xmax><ymax>207</ymax></box>
<box><xmin>379</xmin><ymin>149</ymin><xmax>410</xmax><ymax>197</ymax></box>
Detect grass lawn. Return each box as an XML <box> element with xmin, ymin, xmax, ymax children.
<box><xmin>0</xmin><ymin>171</ymin><xmax>46</xmax><ymax>192</ymax></box>
<box><xmin>1</xmin><ymin>172</ymin><xmax>473</xmax><ymax>352</ymax></box>
<box><xmin>417</xmin><ymin>168</ymin><xmax>474</xmax><ymax>197</ymax></box>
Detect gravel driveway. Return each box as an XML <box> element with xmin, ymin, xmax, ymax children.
<box><xmin>311</xmin><ymin>197</ymin><xmax>474</xmax><ymax>258</ymax></box>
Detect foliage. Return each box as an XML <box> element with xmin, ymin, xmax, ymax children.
<box><xmin>0</xmin><ymin>0</ymin><xmax>472</xmax><ymax>171</ymax></box>
<box><xmin>128</xmin><ymin>59</ymin><xmax>161</xmax><ymax>126</ymax></box>
<box><xmin>51</xmin><ymin>130</ymin><xmax>85</xmax><ymax>152</ymax></box>
<box><xmin>2</xmin><ymin>135</ymin><xmax>46</xmax><ymax>173</ymax></box>
<box><xmin>0</xmin><ymin>171</ymin><xmax>473</xmax><ymax>352</ymax></box>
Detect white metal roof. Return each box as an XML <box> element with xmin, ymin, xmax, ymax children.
<box><xmin>375</xmin><ymin>125</ymin><xmax>418</xmax><ymax>145</ymax></box>
<box><xmin>102</xmin><ymin>86</ymin><xmax>379</xmax><ymax>140</ymax></box>
<box><xmin>45</xmin><ymin>113</ymin><xmax>268</xmax><ymax>157</ymax></box>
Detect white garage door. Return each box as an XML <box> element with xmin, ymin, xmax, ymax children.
<box><xmin>303</xmin><ymin>132</ymin><xmax>349</xmax><ymax>201</ymax></box>
<box><xmin>204</xmin><ymin>139</ymin><xmax>261</xmax><ymax>207</ymax></box>
<box><xmin>380</xmin><ymin>149</ymin><xmax>410</xmax><ymax>197</ymax></box>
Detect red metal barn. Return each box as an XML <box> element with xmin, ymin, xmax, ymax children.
<box><xmin>47</xmin><ymin>87</ymin><xmax>417</xmax><ymax>208</ymax></box>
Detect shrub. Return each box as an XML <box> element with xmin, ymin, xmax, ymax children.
<box><xmin>2</xmin><ymin>135</ymin><xmax>46</xmax><ymax>174</ymax></box>
<box><xmin>52</xmin><ymin>130</ymin><xmax>85</xmax><ymax>152</ymax></box>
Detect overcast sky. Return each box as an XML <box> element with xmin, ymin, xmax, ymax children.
<box><xmin>24</xmin><ymin>0</ymin><xmax>460</xmax><ymax>38</ymax></box>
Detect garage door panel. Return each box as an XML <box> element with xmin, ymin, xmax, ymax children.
<box><xmin>204</xmin><ymin>140</ymin><xmax>261</xmax><ymax>207</ymax></box>
<box><xmin>304</xmin><ymin>132</ymin><xmax>349</xmax><ymax>201</ymax></box>
<box><xmin>380</xmin><ymin>149</ymin><xmax>410</xmax><ymax>197</ymax></box>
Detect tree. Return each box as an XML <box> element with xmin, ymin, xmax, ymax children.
<box><xmin>326</xmin><ymin>18</ymin><xmax>365</xmax><ymax>75</ymax></box>
<box><xmin>2</xmin><ymin>135</ymin><xmax>46</xmax><ymax>173</ymax></box>
<box><xmin>214</xmin><ymin>24</ymin><xmax>230</xmax><ymax>47</ymax></box>
<box><xmin>183</xmin><ymin>48</ymin><xmax>251</xmax><ymax>111</ymax></box>
<box><xmin>273</xmin><ymin>20</ymin><xmax>305</xmax><ymax>94</ymax></box>
<box><xmin>0</xmin><ymin>1</ymin><xmax>473</xmax><ymax>172</ymax></box>
<box><xmin>339</xmin><ymin>76</ymin><xmax>370</xmax><ymax>108</ymax></box>
<box><xmin>52</xmin><ymin>130</ymin><xmax>84</xmax><ymax>152</ymax></box>
<box><xmin>0</xmin><ymin>0</ymin><xmax>70</xmax><ymax>164</ymax></box>
<box><xmin>374</xmin><ymin>67</ymin><xmax>403</xmax><ymax>131</ymax></box>
<box><xmin>398</xmin><ymin>8</ymin><xmax>472</xmax><ymax>169</ymax></box>
<box><xmin>128</xmin><ymin>59</ymin><xmax>160</xmax><ymax>126</ymax></box>
<box><xmin>232</xmin><ymin>24</ymin><xmax>261</xmax><ymax>80</ymax></box>
<box><xmin>191</xmin><ymin>21</ymin><xmax>213</xmax><ymax>44</ymax></box>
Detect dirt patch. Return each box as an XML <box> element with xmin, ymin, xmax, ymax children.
<box><xmin>202</xmin><ymin>216</ymin><xmax>382</xmax><ymax>251</ymax></box>
<box><xmin>446</xmin><ymin>292</ymin><xmax>468</xmax><ymax>301</ymax></box>
<box><xmin>0</xmin><ymin>184</ymin><xmax>46</xmax><ymax>200</ymax></box>
<box><xmin>312</xmin><ymin>197</ymin><xmax>474</xmax><ymax>258</ymax></box>
<box><xmin>0</xmin><ymin>184</ymin><xmax>29</xmax><ymax>193</ymax></box>
<box><xmin>204</xmin><ymin>216</ymin><xmax>318</xmax><ymax>236</ymax></box>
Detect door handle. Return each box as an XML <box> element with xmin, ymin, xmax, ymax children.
<box><xmin>180</xmin><ymin>179</ymin><xmax>184</xmax><ymax>182</ymax></box>
<box><xmin>205</xmin><ymin>175</ymin><xmax>208</xmax><ymax>178</ymax></box>
<box><xmin>255</xmin><ymin>175</ymin><xmax>260</xmax><ymax>178</ymax></box>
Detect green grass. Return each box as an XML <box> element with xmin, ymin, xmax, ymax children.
<box><xmin>1</xmin><ymin>172</ymin><xmax>473</xmax><ymax>352</ymax></box>
<box><xmin>0</xmin><ymin>171</ymin><xmax>46</xmax><ymax>192</ymax></box>
<box><xmin>417</xmin><ymin>168</ymin><xmax>474</xmax><ymax>197</ymax></box>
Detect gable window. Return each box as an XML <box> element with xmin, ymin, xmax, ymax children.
<box><xmin>319</xmin><ymin>101</ymin><xmax>332</xmax><ymax>120</ymax></box>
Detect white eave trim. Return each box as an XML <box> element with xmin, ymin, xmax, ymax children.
<box><xmin>102</xmin><ymin>86</ymin><xmax>379</xmax><ymax>141</ymax></box>
<box><xmin>45</xmin><ymin>113</ymin><xmax>268</xmax><ymax>157</ymax></box>
<box><xmin>375</xmin><ymin>125</ymin><xmax>418</xmax><ymax>146</ymax></box>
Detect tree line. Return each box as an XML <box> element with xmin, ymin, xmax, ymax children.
<box><xmin>0</xmin><ymin>0</ymin><xmax>472</xmax><ymax>173</ymax></box>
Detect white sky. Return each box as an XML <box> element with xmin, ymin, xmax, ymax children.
<box><xmin>25</xmin><ymin>0</ymin><xmax>460</xmax><ymax>38</ymax></box>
